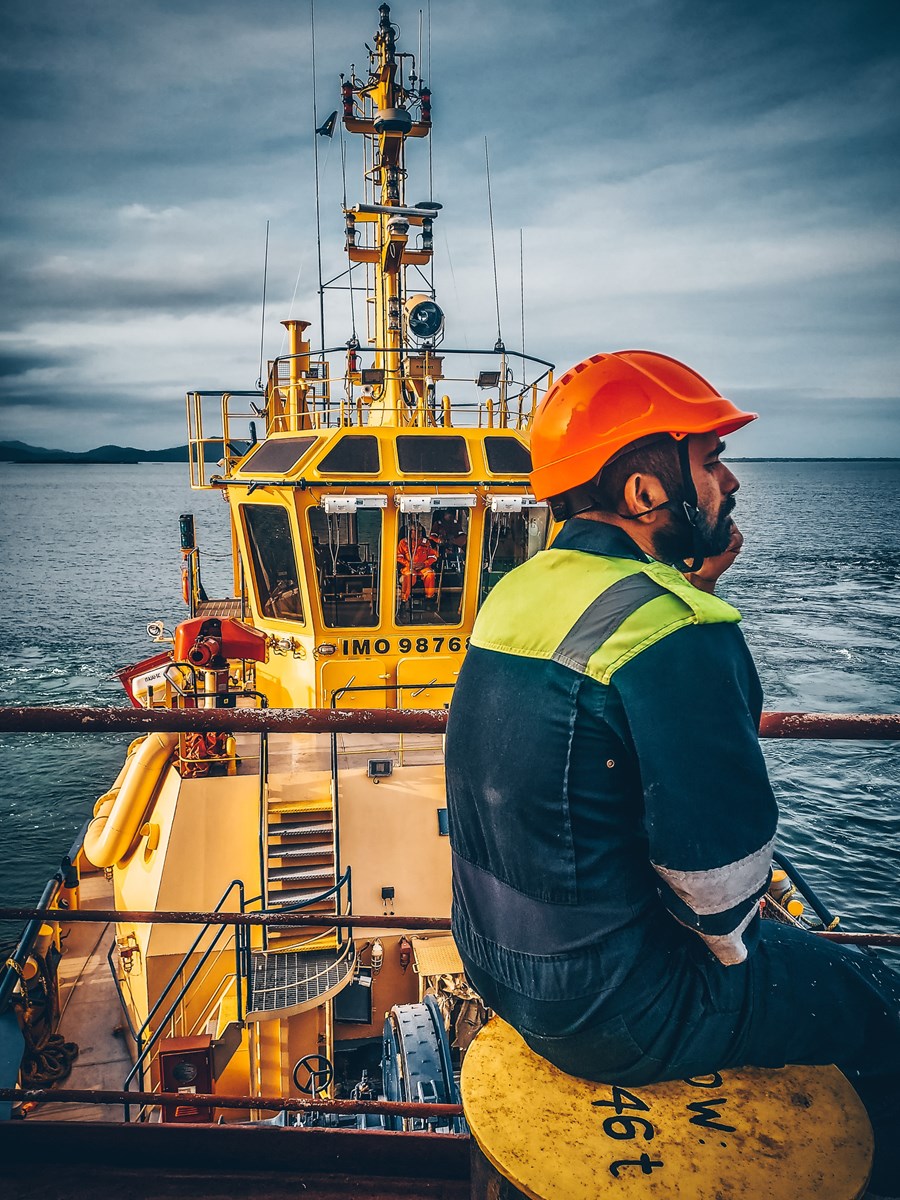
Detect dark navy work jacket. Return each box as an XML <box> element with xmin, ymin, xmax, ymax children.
<box><xmin>446</xmin><ymin>519</ymin><xmax>778</xmax><ymax>1037</ymax></box>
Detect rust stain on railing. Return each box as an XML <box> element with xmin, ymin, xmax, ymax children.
<box><xmin>1</xmin><ymin>705</ymin><xmax>898</xmax><ymax>738</ymax></box>
<box><xmin>0</xmin><ymin>1087</ymin><xmax>463</xmax><ymax>1119</ymax></box>
<box><xmin>0</xmin><ymin>908</ymin><xmax>451</xmax><ymax>930</ymax></box>
<box><xmin>758</xmin><ymin>711</ymin><xmax>900</xmax><ymax>739</ymax></box>
<box><xmin>1</xmin><ymin>910</ymin><xmax>897</xmax><ymax>945</ymax></box>
<box><xmin>0</xmin><ymin>705</ymin><xmax>447</xmax><ymax>734</ymax></box>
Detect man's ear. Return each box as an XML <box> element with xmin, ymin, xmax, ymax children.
<box><xmin>621</xmin><ymin>472</ymin><xmax>668</xmax><ymax>520</ymax></box>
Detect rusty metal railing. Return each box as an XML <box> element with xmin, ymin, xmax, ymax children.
<box><xmin>1</xmin><ymin>907</ymin><xmax>897</xmax><ymax>946</ymax></box>
<box><xmin>1</xmin><ymin>706</ymin><xmax>899</xmax><ymax>738</ymax></box>
<box><xmin>0</xmin><ymin>908</ymin><xmax>451</xmax><ymax>930</ymax></box>
<box><xmin>0</xmin><ymin>1086</ymin><xmax>464</xmax><ymax>1121</ymax></box>
<box><xmin>0</xmin><ymin>706</ymin><xmax>446</xmax><ymax>734</ymax></box>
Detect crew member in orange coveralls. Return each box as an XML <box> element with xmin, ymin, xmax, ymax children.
<box><xmin>397</xmin><ymin>523</ymin><xmax>438</xmax><ymax>602</ymax></box>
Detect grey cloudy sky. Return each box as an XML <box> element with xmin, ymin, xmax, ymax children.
<box><xmin>1</xmin><ymin>0</ymin><xmax>898</xmax><ymax>456</ymax></box>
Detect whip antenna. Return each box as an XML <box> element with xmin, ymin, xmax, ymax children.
<box><xmin>519</xmin><ymin>227</ymin><xmax>525</xmax><ymax>360</ymax></box>
<box><xmin>310</xmin><ymin>0</ymin><xmax>326</xmax><ymax>360</ymax></box>
<box><xmin>256</xmin><ymin>219</ymin><xmax>270</xmax><ymax>390</ymax></box>
<box><xmin>428</xmin><ymin>0</ymin><xmax>434</xmax><ymax>291</ymax></box>
<box><xmin>484</xmin><ymin>137</ymin><xmax>503</xmax><ymax>351</ymax></box>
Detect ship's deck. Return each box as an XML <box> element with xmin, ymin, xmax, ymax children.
<box><xmin>35</xmin><ymin>872</ymin><xmax>133</xmax><ymax>1123</ymax></box>
<box><xmin>259</xmin><ymin>729</ymin><xmax>445</xmax><ymax>772</ymax></box>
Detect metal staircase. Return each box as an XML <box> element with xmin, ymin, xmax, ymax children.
<box><xmin>246</xmin><ymin>771</ymin><xmax>355</xmax><ymax>1020</ymax></box>
<box><xmin>266</xmin><ymin>794</ymin><xmax>337</xmax><ymax>946</ymax></box>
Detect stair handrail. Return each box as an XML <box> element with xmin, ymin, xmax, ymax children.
<box><xmin>185</xmin><ymin>968</ymin><xmax>240</xmax><ymax>1041</ymax></box>
<box><xmin>123</xmin><ymin>878</ymin><xmax>247</xmax><ymax>1115</ymax></box>
<box><xmin>267</xmin><ymin>866</ymin><xmax>351</xmax><ymax>915</ymax></box>
<box><xmin>264</xmin><ymin>866</ymin><xmax>352</xmax><ymax>952</ymax></box>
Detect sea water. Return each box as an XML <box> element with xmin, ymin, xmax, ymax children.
<box><xmin>0</xmin><ymin>461</ymin><xmax>898</xmax><ymax>946</ymax></box>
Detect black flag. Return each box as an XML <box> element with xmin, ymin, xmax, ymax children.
<box><xmin>316</xmin><ymin>110</ymin><xmax>338</xmax><ymax>138</ymax></box>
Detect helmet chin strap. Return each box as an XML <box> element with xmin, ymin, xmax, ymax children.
<box><xmin>675</xmin><ymin>436</ymin><xmax>706</xmax><ymax>574</ymax></box>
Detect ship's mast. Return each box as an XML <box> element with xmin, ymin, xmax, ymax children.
<box><xmin>342</xmin><ymin>4</ymin><xmax>436</xmax><ymax>426</ymax></box>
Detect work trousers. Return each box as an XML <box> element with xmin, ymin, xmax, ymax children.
<box><xmin>465</xmin><ymin>921</ymin><xmax>900</xmax><ymax>1194</ymax></box>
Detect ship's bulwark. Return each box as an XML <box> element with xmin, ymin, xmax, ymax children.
<box><xmin>0</xmin><ymin>1121</ymin><xmax>470</xmax><ymax>1199</ymax></box>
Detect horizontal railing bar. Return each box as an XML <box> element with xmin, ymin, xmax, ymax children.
<box><xmin>758</xmin><ymin>712</ymin><xmax>900</xmax><ymax>739</ymax></box>
<box><xmin>1</xmin><ymin>908</ymin><xmax>896</xmax><ymax>944</ymax></box>
<box><xmin>0</xmin><ymin>908</ymin><xmax>450</xmax><ymax>929</ymax></box>
<box><xmin>0</xmin><ymin>1087</ymin><xmax>463</xmax><ymax>1118</ymax></box>
<box><xmin>1</xmin><ymin>706</ymin><xmax>899</xmax><ymax>738</ymax></box>
<box><xmin>812</xmin><ymin>931</ymin><xmax>900</xmax><ymax>946</ymax></box>
<box><xmin>0</xmin><ymin>706</ymin><xmax>446</xmax><ymax>734</ymax></box>
<box><xmin>213</xmin><ymin>478</ymin><xmax>534</xmax><ymax>489</ymax></box>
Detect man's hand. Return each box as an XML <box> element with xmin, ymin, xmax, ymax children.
<box><xmin>686</xmin><ymin>523</ymin><xmax>743</xmax><ymax>594</ymax></box>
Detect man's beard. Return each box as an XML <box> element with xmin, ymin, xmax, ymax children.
<box><xmin>652</xmin><ymin>494</ymin><xmax>736</xmax><ymax>564</ymax></box>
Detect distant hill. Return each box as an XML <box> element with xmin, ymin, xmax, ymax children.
<box><xmin>0</xmin><ymin>440</ymin><xmax>191</xmax><ymax>464</ymax></box>
<box><xmin>1</xmin><ymin>440</ymin><xmax>895</xmax><ymax>466</ymax></box>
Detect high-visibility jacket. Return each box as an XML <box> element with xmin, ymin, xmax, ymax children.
<box><xmin>446</xmin><ymin>519</ymin><xmax>778</xmax><ymax>1035</ymax></box>
<box><xmin>397</xmin><ymin>536</ymin><xmax>438</xmax><ymax>572</ymax></box>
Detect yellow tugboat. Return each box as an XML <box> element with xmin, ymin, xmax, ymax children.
<box><xmin>2</xmin><ymin>0</ymin><xmax>551</xmax><ymax>1154</ymax></box>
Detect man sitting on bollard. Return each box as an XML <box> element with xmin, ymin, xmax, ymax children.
<box><xmin>446</xmin><ymin>350</ymin><xmax>900</xmax><ymax>1196</ymax></box>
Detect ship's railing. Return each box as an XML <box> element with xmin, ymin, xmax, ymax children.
<box><xmin>0</xmin><ymin>823</ymin><xmax>83</xmax><ymax>1023</ymax></box>
<box><xmin>118</xmin><ymin>864</ymin><xmax>354</xmax><ymax>1119</ymax></box>
<box><xmin>2</xmin><ymin>899</ymin><xmax>900</xmax><ymax>1125</ymax></box>
<box><xmin>122</xmin><ymin>879</ymin><xmax>250</xmax><ymax>1113</ymax></box>
<box><xmin>1</xmin><ymin>906</ymin><xmax>452</xmax><ymax>1127</ymax></box>
<box><xmin>186</xmin><ymin>389</ymin><xmax>264</xmax><ymax>490</ymax></box>
<box><xmin>1</xmin><ymin>706</ymin><xmax>899</xmax><ymax>1123</ymax></box>
<box><xmin>329</xmin><ymin>681</ymin><xmax>451</xmax><ymax>783</ymax></box>
<box><xmin>185</xmin><ymin>344</ymin><xmax>555</xmax><ymax>488</ymax></box>
<box><xmin>263</xmin><ymin>344</ymin><xmax>555</xmax><ymax>434</ymax></box>
<box><xmin>3</xmin><ymin>705</ymin><xmax>899</xmax><ymax>739</ymax></box>
<box><xmin>1</xmin><ymin>1081</ymin><xmax>466</xmax><ymax>1125</ymax></box>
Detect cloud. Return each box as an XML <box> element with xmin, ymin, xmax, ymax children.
<box><xmin>1</xmin><ymin>0</ymin><xmax>899</xmax><ymax>453</ymax></box>
<box><xmin>118</xmin><ymin>204</ymin><xmax>184</xmax><ymax>223</ymax></box>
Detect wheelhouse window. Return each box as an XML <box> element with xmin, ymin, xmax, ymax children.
<box><xmin>396</xmin><ymin>436</ymin><xmax>470</xmax><ymax>474</ymax></box>
<box><xmin>480</xmin><ymin>503</ymin><xmax>550</xmax><ymax>604</ymax></box>
<box><xmin>483</xmin><ymin>436</ymin><xmax>532</xmax><ymax>474</ymax></box>
<box><xmin>396</xmin><ymin>505</ymin><xmax>470</xmax><ymax>626</ymax></box>
<box><xmin>241</xmin><ymin>435</ymin><xmax>317</xmax><ymax>475</ymax></box>
<box><xmin>309</xmin><ymin>505</ymin><xmax>382</xmax><ymax>628</ymax></box>
<box><xmin>242</xmin><ymin>504</ymin><xmax>305</xmax><ymax>622</ymax></box>
<box><xmin>317</xmin><ymin>435</ymin><xmax>380</xmax><ymax>474</ymax></box>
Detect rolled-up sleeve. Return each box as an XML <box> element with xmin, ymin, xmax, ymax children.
<box><xmin>611</xmin><ymin>621</ymin><xmax>778</xmax><ymax>965</ymax></box>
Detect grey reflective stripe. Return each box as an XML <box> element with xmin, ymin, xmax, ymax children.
<box><xmin>652</xmin><ymin>836</ymin><xmax>775</xmax><ymax>917</ymax></box>
<box><xmin>552</xmin><ymin>573</ymin><xmax>670</xmax><ymax>673</ymax></box>
<box><xmin>697</xmin><ymin>907</ymin><xmax>759</xmax><ymax>966</ymax></box>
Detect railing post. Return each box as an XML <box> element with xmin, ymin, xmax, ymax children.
<box><xmin>259</xmin><ymin>731</ymin><xmax>269</xmax><ymax>949</ymax></box>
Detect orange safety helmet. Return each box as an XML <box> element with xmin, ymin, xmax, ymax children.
<box><xmin>529</xmin><ymin>351</ymin><xmax>757</xmax><ymax>502</ymax></box>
